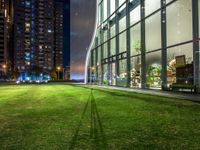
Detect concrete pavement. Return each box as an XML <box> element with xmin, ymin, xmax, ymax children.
<box><xmin>87</xmin><ymin>85</ymin><xmax>200</xmax><ymax>103</ymax></box>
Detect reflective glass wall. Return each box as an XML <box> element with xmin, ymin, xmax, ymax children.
<box><xmin>87</xmin><ymin>0</ymin><xmax>200</xmax><ymax>92</ymax></box>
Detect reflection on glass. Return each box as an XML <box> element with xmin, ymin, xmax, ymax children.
<box><xmin>110</xmin><ymin>38</ymin><xmax>116</xmax><ymax>56</ymax></box>
<box><xmin>110</xmin><ymin>24</ymin><xmax>115</xmax><ymax>38</ymax></box>
<box><xmin>97</xmin><ymin>46</ymin><xmax>101</xmax><ymax>64</ymax></box>
<box><xmin>110</xmin><ymin>0</ymin><xmax>115</xmax><ymax>15</ymax></box>
<box><xmin>130</xmin><ymin>23</ymin><xmax>141</xmax><ymax>56</ymax></box>
<box><xmin>145</xmin><ymin>12</ymin><xmax>161</xmax><ymax>52</ymax></box>
<box><xmin>145</xmin><ymin>0</ymin><xmax>160</xmax><ymax>16</ymax></box>
<box><xmin>103</xmin><ymin>0</ymin><xmax>107</xmax><ymax>21</ymax></box>
<box><xmin>130</xmin><ymin>5</ymin><xmax>140</xmax><ymax>25</ymax></box>
<box><xmin>104</xmin><ymin>29</ymin><xmax>107</xmax><ymax>42</ymax></box>
<box><xmin>167</xmin><ymin>0</ymin><xmax>192</xmax><ymax>46</ymax></box>
<box><xmin>119</xmin><ymin>16</ymin><xmax>126</xmax><ymax>32</ymax></box>
<box><xmin>119</xmin><ymin>32</ymin><xmax>127</xmax><ymax>53</ymax></box>
<box><xmin>103</xmin><ymin>43</ymin><xmax>108</xmax><ymax>58</ymax></box>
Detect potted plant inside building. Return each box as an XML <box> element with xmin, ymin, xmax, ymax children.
<box><xmin>146</xmin><ymin>64</ymin><xmax>162</xmax><ymax>88</ymax></box>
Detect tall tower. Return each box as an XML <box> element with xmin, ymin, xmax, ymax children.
<box><xmin>13</xmin><ymin>0</ymin><xmax>55</xmax><ymax>78</ymax></box>
<box><xmin>54</xmin><ymin>0</ymin><xmax>64</xmax><ymax>69</ymax></box>
<box><xmin>0</xmin><ymin>0</ymin><xmax>6</xmax><ymax>64</ymax></box>
<box><xmin>13</xmin><ymin>0</ymin><xmax>34</xmax><ymax>73</ymax></box>
<box><xmin>35</xmin><ymin>0</ymin><xmax>54</xmax><ymax>72</ymax></box>
<box><xmin>0</xmin><ymin>0</ymin><xmax>12</xmax><ymax>66</ymax></box>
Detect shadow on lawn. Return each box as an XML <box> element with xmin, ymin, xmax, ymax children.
<box><xmin>69</xmin><ymin>89</ymin><xmax>107</xmax><ymax>150</ymax></box>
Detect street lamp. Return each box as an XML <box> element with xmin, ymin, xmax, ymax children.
<box><xmin>57</xmin><ymin>66</ymin><xmax>61</xmax><ymax>80</ymax></box>
<box><xmin>2</xmin><ymin>64</ymin><xmax>7</xmax><ymax>74</ymax></box>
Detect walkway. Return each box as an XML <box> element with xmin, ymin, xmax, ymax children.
<box><xmin>87</xmin><ymin>85</ymin><xmax>200</xmax><ymax>103</ymax></box>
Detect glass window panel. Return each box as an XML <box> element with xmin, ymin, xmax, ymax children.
<box><xmin>104</xmin><ymin>0</ymin><xmax>107</xmax><ymax>21</ymax></box>
<box><xmin>110</xmin><ymin>13</ymin><xmax>115</xmax><ymax>20</ymax></box>
<box><xmin>145</xmin><ymin>0</ymin><xmax>160</xmax><ymax>16</ymax></box>
<box><xmin>97</xmin><ymin>66</ymin><xmax>101</xmax><ymax>84</ymax></box>
<box><xmin>100</xmin><ymin>3</ymin><xmax>103</xmax><ymax>23</ymax></box>
<box><xmin>91</xmin><ymin>66</ymin><xmax>97</xmax><ymax>83</ymax></box>
<box><xmin>130</xmin><ymin>23</ymin><xmax>141</xmax><ymax>56</ymax></box>
<box><xmin>130</xmin><ymin>5</ymin><xmax>141</xmax><ymax>25</ymax></box>
<box><xmin>130</xmin><ymin>56</ymin><xmax>141</xmax><ymax>88</ymax></box>
<box><xmin>166</xmin><ymin>0</ymin><xmax>192</xmax><ymax>46</ymax></box>
<box><xmin>97</xmin><ymin>46</ymin><xmax>101</xmax><ymax>65</ymax></box>
<box><xmin>98</xmin><ymin>28</ymin><xmax>101</xmax><ymax>46</ymax></box>
<box><xmin>117</xmin><ymin>59</ymin><xmax>127</xmax><ymax>87</ymax></box>
<box><xmin>199</xmin><ymin>0</ymin><xmax>200</xmax><ymax>37</ymax></box>
<box><xmin>103</xmin><ymin>43</ymin><xmax>108</xmax><ymax>58</ymax></box>
<box><xmin>146</xmin><ymin>51</ymin><xmax>162</xmax><ymax>88</ymax></box>
<box><xmin>166</xmin><ymin>0</ymin><xmax>173</xmax><ymax>4</ymax></box>
<box><xmin>119</xmin><ymin>0</ymin><xmax>125</xmax><ymax>7</ymax></box>
<box><xmin>119</xmin><ymin>32</ymin><xmax>127</xmax><ymax>53</ymax></box>
<box><xmin>98</xmin><ymin>5</ymin><xmax>101</xmax><ymax>25</ymax></box>
<box><xmin>110</xmin><ymin>38</ymin><xmax>116</xmax><ymax>56</ymax></box>
<box><xmin>110</xmin><ymin>0</ymin><xmax>115</xmax><ymax>15</ymax></box>
<box><xmin>91</xmin><ymin>42</ymin><xmax>95</xmax><ymax>49</ymax></box>
<box><xmin>119</xmin><ymin>16</ymin><xmax>126</xmax><ymax>32</ymax></box>
<box><xmin>103</xmin><ymin>64</ymin><xmax>108</xmax><ymax>85</ymax></box>
<box><xmin>92</xmin><ymin>50</ymin><xmax>96</xmax><ymax>66</ymax></box>
<box><xmin>110</xmin><ymin>24</ymin><xmax>115</xmax><ymax>38</ymax></box>
<box><xmin>167</xmin><ymin>43</ymin><xmax>193</xmax><ymax>85</ymax></box>
<box><xmin>119</xmin><ymin>0</ymin><xmax>126</xmax><ymax>12</ymax></box>
<box><xmin>104</xmin><ymin>30</ymin><xmax>107</xmax><ymax>42</ymax></box>
<box><xmin>145</xmin><ymin>12</ymin><xmax>161</xmax><ymax>52</ymax></box>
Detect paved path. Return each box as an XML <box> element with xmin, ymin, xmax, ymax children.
<box><xmin>87</xmin><ymin>85</ymin><xmax>200</xmax><ymax>103</ymax></box>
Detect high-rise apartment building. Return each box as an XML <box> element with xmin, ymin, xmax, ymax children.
<box><xmin>0</xmin><ymin>4</ymin><xmax>5</xmax><ymax>64</ymax></box>
<box><xmin>0</xmin><ymin>0</ymin><xmax>12</xmax><ymax>66</ymax></box>
<box><xmin>54</xmin><ymin>0</ymin><xmax>64</xmax><ymax>68</ymax></box>
<box><xmin>13</xmin><ymin>0</ymin><xmax>34</xmax><ymax>72</ymax></box>
<box><xmin>13</xmin><ymin>0</ymin><xmax>65</xmax><ymax>79</ymax></box>
<box><xmin>35</xmin><ymin>0</ymin><xmax>54</xmax><ymax>71</ymax></box>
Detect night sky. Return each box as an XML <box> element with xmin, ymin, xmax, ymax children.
<box><xmin>70</xmin><ymin>0</ymin><xmax>96</xmax><ymax>80</ymax></box>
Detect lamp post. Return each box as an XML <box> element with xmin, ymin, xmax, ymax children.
<box><xmin>57</xmin><ymin>66</ymin><xmax>61</xmax><ymax>80</ymax></box>
<box><xmin>63</xmin><ymin>68</ymin><xmax>65</xmax><ymax>80</ymax></box>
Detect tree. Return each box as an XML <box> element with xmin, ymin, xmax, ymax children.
<box><xmin>50</xmin><ymin>71</ymin><xmax>57</xmax><ymax>80</ymax></box>
<box><xmin>13</xmin><ymin>67</ymin><xmax>19</xmax><ymax>80</ymax></box>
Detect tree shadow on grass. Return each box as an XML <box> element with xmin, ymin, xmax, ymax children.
<box><xmin>69</xmin><ymin>89</ymin><xmax>107</xmax><ymax>150</ymax></box>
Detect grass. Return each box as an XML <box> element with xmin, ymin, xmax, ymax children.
<box><xmin>0</xmin><ymin>84</ymin><xmax>200</xmax><ymax>149</ymax></box>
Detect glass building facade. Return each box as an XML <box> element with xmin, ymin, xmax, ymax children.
<box><xmin>86</xmin><ymin>0</ymin><xmax>200</xmax><ymax>92</ymax></box>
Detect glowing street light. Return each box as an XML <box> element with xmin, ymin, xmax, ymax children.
<box><xmin>2</xmin><ymin>64</ymin><xmax>7</xmax><ymax>69</ymax></box>
<box><xmin>57</xmin><ymin>66</ymin><xmax>61</xmax><ymax>71</ymax></box>
<box><xmin>2</xmin><ymin>64</ymin><xmax>7</xmax><ymax>74</ymax></box>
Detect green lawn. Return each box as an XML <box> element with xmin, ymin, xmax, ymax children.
<box><xmin>0</xmin><ymin>84</ymin><xmax>200</xmax><ymax>149</ymax></box>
